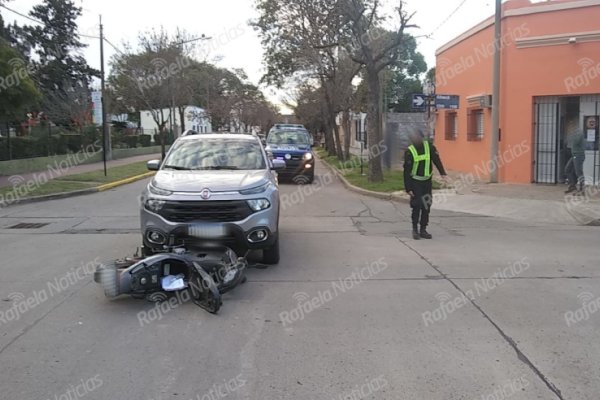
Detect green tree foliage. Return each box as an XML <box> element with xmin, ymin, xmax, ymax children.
<box><xmin>0</xmin><ymin>39</ymin><xmax>40</xmax><ymax>122</ymax></box>
<box><xmin>19</xmin><ymin>0</ymin><xmax>97</xmax><ymax>124</ymax></box>
<box><xmin>382</xmin><ymin>35</ymin><xmax>427</xmax><ymax>113</ymax></box>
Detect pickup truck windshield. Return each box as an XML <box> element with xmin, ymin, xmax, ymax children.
<box><xmin>267</xmin><ymin>130</ymin><xmax>310</xmax><ymax>146</ymax></box>
<box><xmin>163</xmin><ymin>139</ymin><xmax>266</xmax><ymax>171</ymax></box>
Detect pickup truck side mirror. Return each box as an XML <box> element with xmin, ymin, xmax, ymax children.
<box><xmin>147</xmin><ymin>159</ymin><xmax>161</xmax><ymax>171</ymax></box>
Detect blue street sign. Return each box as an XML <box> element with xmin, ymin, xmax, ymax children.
<box><xmin>435</xmin><ymin>94</ymin><xmax>460</xmax><ymax>110</ymax></box>
<box><xmin>412</xmin><ymin>94</ymin><xmax>427</xmax><ymax>111</ymax></box>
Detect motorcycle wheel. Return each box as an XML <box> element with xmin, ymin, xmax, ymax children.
<box><xmin>96</xmin><ymin>261</ymin><xmax>119</xmax><ymax>298</ymax></box>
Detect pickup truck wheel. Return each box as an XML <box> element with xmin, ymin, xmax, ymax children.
<box><xmin>263</xmin><ymin>237</ymin><xmax>280</xmax><ymax>265</ymax></box>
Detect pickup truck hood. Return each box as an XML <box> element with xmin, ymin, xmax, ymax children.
<box><xmin>152</xmin><ymin>170</ymin><xmax>269</xmax><ymax>193</ymax></box>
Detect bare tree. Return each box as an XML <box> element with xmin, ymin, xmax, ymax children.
<box><xmin>340</xmin><ymin>0</ymin><xmax>416</xmax><ymax>182</ymax></box>
<box><xmin>109</xmin><ymin>29</ymin><xmax>195</xmax><ymax>157</ymax></box>
<box><xmin>254</xmin><ymin>0</ymin><xmax>361</xmax><ymax>159</ymax></box>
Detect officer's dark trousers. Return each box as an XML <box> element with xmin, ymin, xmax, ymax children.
<box><xmin>410</xmin><ymin>179</ymin><xmax>433</xmax><ymax>230</ymax></box>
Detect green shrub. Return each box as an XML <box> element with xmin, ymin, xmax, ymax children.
<box><xmin>153</xmin><ymin>131</ymin><xmax>175</xmax><ymax>146</ymax></box>
<box><xmin>82</xmin><ymin>125</ymin><xmax>101</xmax><ymax>146</ymax></box>
<box><xmin>29</xmin><ymin>124</ymin><xmax>51</xmax><ymax>140</ymax></box>
<box><xmin>138</xmin><ymin>134</ymin><xmax>151</xmax><ymax>147</ymax></box>
<box><xmin>0</xmin><ymin>138</ymin><xmax>8</xmax><ymax>160</ymax></box>
<box><xmin>60</xmin><ymin>134</ymin><xmax>83</xmax><ymax>153</ymax></box>
<box><xmin>111</xmin><ymin>131</ymin><xmax>125</xmax><ymax>148</ymax></box>
<box><xmin>10</xmin><ymin>137</ymin><xmax>39</xmax><ymax>159</ymax></box>
<box><xmin>123</xmin><ymin>135</ymin><xmax>138</xmax><ymax>148</ymax></box>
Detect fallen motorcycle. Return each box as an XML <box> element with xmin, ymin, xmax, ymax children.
<box><xmin>93</xmin><ymin>246</ymin><xmax>247</xmax><ymax>314</ymax></box>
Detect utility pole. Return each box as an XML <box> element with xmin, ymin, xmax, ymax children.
<box><xmin>99</xmin><ymin>15</ymin><xmax>109</xmax><ymax>176</ymax></box>
<box><xmin>490</xmin><ymin>0</ymin><xmax>502</xmax><ymax>183</ymax></box>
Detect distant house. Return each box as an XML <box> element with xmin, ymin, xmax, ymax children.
<box><xmin>140</xmin><ymin>106</ymin><xmax>212</xmax><ymax>136</ymax></box>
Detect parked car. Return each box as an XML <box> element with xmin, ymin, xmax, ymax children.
<box><xmin>265</xmin><ymin>129</ymin><xmax>315</xmax><ymax>183</ymax></box>
<box><xmin>140</xmin><ymin>133</ymin><xmax>286</xmax><ymax>264</ymax></box>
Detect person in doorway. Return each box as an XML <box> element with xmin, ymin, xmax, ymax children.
<box><xmin>403</xmin><ymin>129</ymin><xmax>449</xmax><ymax>240</ymax></box>
<box><xmin>564</xmin><ymin>120</ymin><xmax>586</xmax><ymax>194</ymax></box>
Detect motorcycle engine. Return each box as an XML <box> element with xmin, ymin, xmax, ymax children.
<box><xmin>130</xmin><ymin>263</ymin><xmax>161</xmax><ymax>292</ymax></box>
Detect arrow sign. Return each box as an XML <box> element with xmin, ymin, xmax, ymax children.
<box><xmin>412</xmin><ymin>94</ymin><xmax>427</xmax><ymax>110</ymax></box>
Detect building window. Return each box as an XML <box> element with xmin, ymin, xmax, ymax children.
<box><xmin>467</xmin><ymin>109</ymin><xmax>485</xmax><ymax>141</ymax></box>
<box><xmin>445</xmin><ymin>112</ymin><xmax>458</xmax><ymax>140</ymax></box>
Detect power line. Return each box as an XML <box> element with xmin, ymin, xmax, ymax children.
<box><xmin>80</xmin><ymin>32</ymin><xmax>100</xmax><ymax>39</ymax></box>
<box><xmin>0</xmin><ymin>4</ymin><xmax>43</xmax><ymax>25</ymax></box>
<box><xmin>0</xmin><ymin>4</ymin><xmax>100</xmax><ymax>39</ymax></box>
<box><xmin>432</xmin><ymin>0</ymin><xmax>470</xmax><ymax>33</ymax></box>
<box><xmin>415</xmin><ymin>0</ymin><xmax>471</xmax><ymax>40</ymax></box>
<box><xmin>103</xmin><ymin>37</ymin><xmax>126</xmax><ymax>56</ymax></box>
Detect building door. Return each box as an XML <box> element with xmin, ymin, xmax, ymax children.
<box><xmin>534</xmin><ymin>97</ymin><xmax>560</xmax><ymax>183</ymax></box>
<box><xmin>580</xmin><ymin>95</ymin><xmax>600</xmax><ymax>186</ymax></box>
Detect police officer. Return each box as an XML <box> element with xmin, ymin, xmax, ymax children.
<box><xmin>403</xmin><ymin>129</ymin><xmax>448</xmax><ymax>240</ymax></box>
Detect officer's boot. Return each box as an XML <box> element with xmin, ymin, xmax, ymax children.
<box><xmin>420</xmin><ymin>226</ymin><xmax>432</xmax><ymax>239</ymax></box>
<box><xmin>412</xmin><ymin>225</ymin><xmax>420</xmax><ymax>240</ymax></box>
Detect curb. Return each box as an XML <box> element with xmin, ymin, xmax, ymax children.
<box><xmin>318</xmin><ymin>155</ymin><xmax>449</xmax><ymax>204</ymax></box>
<box><xmin>97</xmin><ymin>171</ymin><xmax>155</xmax><ymax>192</ymax></box>
<box><xmin>0</xmin><ymin>188</ymin><xmax>100</xmax><ymax>208</ymax></box>
<box><xmin>0</xmin><ymin>171</ymin><xmax>154</xmax><ymax>209</ymax></box>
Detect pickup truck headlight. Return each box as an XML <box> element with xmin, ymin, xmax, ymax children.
<box><xmin>304</xmin><ymin>152</ymin><xmax>313</xmax><ymax>161</ymax></box>
<box><xmin>145</xmin><ymin>198</ymin><xmax>166</xmax><ymax>212</ymax></box>
<box><xmin>149</xmin><ymin>183</ymin><xmax>173</xmax><ymax>196</ymax></box>
<box><xmin>246</xmin><ymin>199</ymin><xmax>271</xmax><ymax>212</ymax></box>
<box><xmin>240</xmin><ymin>182</ymin><xmax>271</xmax><ymax>195</ymax></box>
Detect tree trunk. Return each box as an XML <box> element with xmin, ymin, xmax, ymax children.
<box><xmin>159</xmin><ymin>128</ymin><xmax>166</xmax><ymax>159</ymax></box>
<box><xmin>324</xmin><ymin>93</ymin><xmax>343</xmax><ymax>159</ymax></box>
<box><xmin>178</xmin><ymin>107</ymin><xmax>186</xmax><ymax>133</ymax></box>
<box><xmin>324</xmin><ymin>118</ymin><xmax>335</xmax><ymax>155</ymax></box>
<box><xmin>343</xmin><ymin>110</ymin><xmax>351</xmax><ymax>161</ymax></box>
<box><xmin>332</xmin><ymin>115</ymin><xmax>343</xmax><ymax>160</ymax></box>
<box><xmin>366</xmin><ymin>68</ymin><xmax>383</xmax><ymax>183</ymax></box>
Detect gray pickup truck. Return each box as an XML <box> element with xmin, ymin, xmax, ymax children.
<box><xmin>140</xmin><ymin>133</ymin><xmax>285</xmax><ymax>264</ymax></box>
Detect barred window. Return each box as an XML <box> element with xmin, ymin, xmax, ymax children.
<box><xmin>468</xmin><ymin>109</ymin><xmax>485</xmax><ymax>141</ymax></box>
<box><xmin>445</xmin><ymin>112</ymin><xmax>458</xmax><ymax>140</ymax></box>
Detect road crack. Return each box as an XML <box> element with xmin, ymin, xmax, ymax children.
<box><xmin>396</xmin><ymin>237</ymin><xmax>565</xmax><ymax>400</ymax></box>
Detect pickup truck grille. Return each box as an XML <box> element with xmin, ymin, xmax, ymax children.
<box><xmin>282</xmin><ymin>159</ymin><xmax>302</xmax><ymax>175</ymax></box>
<box><xmin>157</xmin><ymin>200</ymin><xmax>252</xmax><ymax>223</ymax></box>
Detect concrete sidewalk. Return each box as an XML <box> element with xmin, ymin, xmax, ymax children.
<box><xmin>433</xmin><ymin>179</ymin><xmax>600</xmax><ymax>226</ymax></box>
<box><xmin>0</xmin><ymin>154</ymin><xmax>160</xmax><ymax>188</ymax></box>
<box><xmin>318</xmin><ymin>155</ymin><xmax>600</xmax><ymax>226</ymax></box>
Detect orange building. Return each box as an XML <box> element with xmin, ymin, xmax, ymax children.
<box><xmin>434</xmin><ymin>0</ymin><xmax>600</xmax><ymax>184</ymax></box>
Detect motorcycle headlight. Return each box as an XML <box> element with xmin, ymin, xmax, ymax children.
<box><xmin>304</xmin><ymin>152</ymin><xmax>313</xmax><ymax>161</ymax></box>
<box><xmin>149</xmin><ymin>182</ymin><xmax>173</xmax><ymax>196</ymax></box>
<box><xmin>240</xmin><ymin>182</ymin><xmax>272</xmax><ymax>195</ymax></box>
<box><xmin>145</xmin><ymin>198</ymin><xmax>166</xmax><ymax>212</ymax></box>
<box><xmin>246</xmin><ymin>199</ymin><xmax>271</xmax><ymax>212</ymax></box>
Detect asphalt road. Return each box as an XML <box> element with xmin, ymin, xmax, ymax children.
<box><xmin>0</xmin><ymin>161</ymin><xmax>597</xmax><ymax>400</ymax></box>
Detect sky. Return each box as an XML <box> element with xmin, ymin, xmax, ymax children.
<box><xmin>1</xmin><ymin>0</ymin><xmax>545</xmax><ymax>111</ymax></box>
